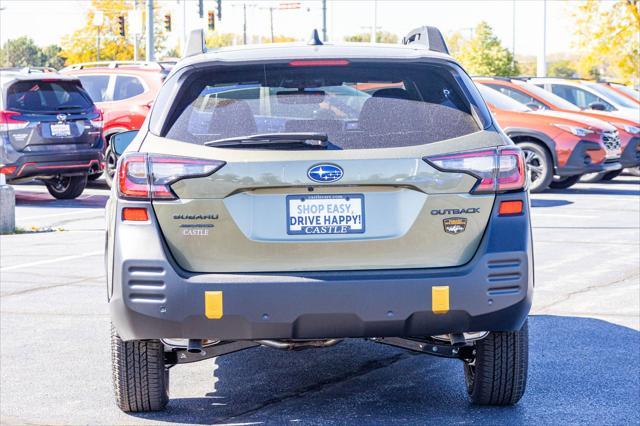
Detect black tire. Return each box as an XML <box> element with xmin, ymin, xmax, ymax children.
<box><xmin>87</xmin><ymin>172</ymin><xmax>102</xmax><ymax>181</ymax></box>
<box><xmin>111</xmin><ymin>325</ymin><xmax>169</xmax><ymax>412</ymax></box>
<box><xmin>549</xmin><ymin>174</ymin><xmax>581</xmax><ymax>189</ymax></box>
<box><xmin>464</xmin><ymin>320</ymin><xmax>528</xmax><ymax>405</ymax></box>
<box><xmin>601</xmin><ymin>170</ymin><xmax>622</xmax><ymax>181</ymax></box>
<box><xmin>103</xmin><ymin>144</ymin><xmax>118</xmax><ymax>188</ymax></box>
<box><xmin>45</xmin><ymin>175</ymin><xmax>87</xmax><ymax>199</ymax></box>
<box><xmin>518</xmin><ymin>142</ymin><xmax>553</xmax><ymax>193</ymax></box>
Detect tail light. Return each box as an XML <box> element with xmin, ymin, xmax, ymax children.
<box><xmin>0</xmin><ymin>110</ymin><xmax>29</xmax><ymax>131</ymax></box>
<box><xmin>118</xmin><ymin>153</ymin><xmax>225</xmax><ymax>200</ymax></box>
<box><xmin>89</xmin><ymin>106</ymin><xmax>103</xmax><ymax>128</ymax></box>
<box><xmin>425</xmin><ymin>146</ymin><xmax>526</xmax><ymax>193</ymax></box>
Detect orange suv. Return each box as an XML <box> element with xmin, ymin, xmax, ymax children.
<box><xmin>60</xmin><ymin>61</ymin><xmax>173</xmax><ymax>186</ymax></box>
<box><xmin>475</xmin><ymin>83</ymin><xmax>621</xmax><ymax>192</ymax></box>
<box><xmin>475</xmin><ymin>77</ymin><xmax>639</xmax><ymax>181</ymax></box>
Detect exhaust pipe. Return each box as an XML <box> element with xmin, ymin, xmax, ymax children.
<box><xmin>187</xmin><ymin>339</ymin><xmax>203</xmax><ymax>353</ymax></box>
<box><xmin>256</xmin><ymin>339</ymin><xmax>342</xmax><ymax>350</ymax></box>
<box><xmin>448</xmin><ymin>333</ymin><xmax>467</xmax><ymax>347</ymax></box>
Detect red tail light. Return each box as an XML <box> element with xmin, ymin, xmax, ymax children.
<box><xmin>425</xmin><ymin>146</ymin><xmax>526</xmax><ymax>193</ymax></box>
<box><xmin>0</xmin><ymin>110</ymin><xmax>29</xmax><ymax>131</ymax></box>
<box><xmin>117</xmin><ymin>153</ymin><xmax>225</xmax><ymax>200</ymax></box>
<box><xmin>90</xmin><ymin>106</ymin><xmax>103</xmax><ymax>128</ymax></box>
<box><xmin>289</xmin><ymin>59</ymin><xmax>350</xmax><ymax>67</ymax></box>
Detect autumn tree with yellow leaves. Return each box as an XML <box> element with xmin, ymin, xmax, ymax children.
<box><xmin>572</xmin><ymin>0</ymin><xmax>640</xmax><ymax>84</ymax></box>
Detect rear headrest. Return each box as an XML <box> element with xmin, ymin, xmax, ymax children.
<box><xmin>208</xmin><ymin>99</ymin><xmax>257</xmax><ymax>138</ymax></box>
<box><xmin>372</xmin><ymin>88</ymin><xmax>412</xmax><ymax>100</ymax></box>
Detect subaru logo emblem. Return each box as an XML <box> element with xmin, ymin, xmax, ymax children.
<box><xmin>56</xmin><ymin>113</ymin><xmax>67</xmax><ymax>122</ymax></box>
<box><xmin>307</xmin><ymin>164</ymin><xmax>343</xmax><ymax>183</ymax></box>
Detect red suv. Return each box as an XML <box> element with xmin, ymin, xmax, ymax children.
<box><xmin>60</xmin><ymin>61</ymin><xmax>172</xmax><ymax>185</ymax></box>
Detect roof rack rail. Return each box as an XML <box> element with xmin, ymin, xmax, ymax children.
<box><xmin>60</xmin><ymin>61</ymin><xmax>171</xmax><ymax>72</ymax></box>
<box><xmin>0</xmin><ymin>66</ymin><xmax>57</xmax><ymax>74</ymax></box>
<box><xmin>402</xmin><ymin>26</ymin><xmax>449</xmax><ymax>55</ymax></box>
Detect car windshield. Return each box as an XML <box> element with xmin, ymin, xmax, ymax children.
<box><xmin>584</xmin><ymin>83</ymin><xmax>639</xmax><ymax>109</ymax></box>
<box><xmin>612</xmin><ymin>83</ymin><xmax>640</xmax><ymax>101</ymax></box>
<box><xmin>157</xmin><ymin>61</ymin><xmax>491</xmax><ymax>149</ymax></box>
<box><xmin>514</xmin><ymin>81</ymin><xmax>580</xmax><ymax>111</ymax></box>
<box><xmin>477</xmin><ymin>84</ymin><xmax>530</xmax><ymax>112</ymax></box>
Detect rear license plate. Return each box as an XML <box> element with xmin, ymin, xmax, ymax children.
<box><xmin>50</xmin><ymin>123</ymin><xmax>71</xmax><ymax>137</ymax></box>
<box><xmin>287</xmin><ymin>194</ymin><xmax>365</xmax><ymax>235</ymax></box>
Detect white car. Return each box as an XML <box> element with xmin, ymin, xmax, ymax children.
<box><xmin>528</xmin><ymin>78</ymin><xmax>640</xmax><ymax>122</ymax></box>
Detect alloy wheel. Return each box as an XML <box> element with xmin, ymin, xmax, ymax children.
<box><xmin>523</xmin><ymin>149</ymin><xmax>545</xmax><ymax>187</ymax></box>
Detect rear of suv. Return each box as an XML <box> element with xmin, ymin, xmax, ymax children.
<box><xmin>60</xmin><ymin>61</ymin><xmax>171</xmax><ymax>186</ymax></box>
<box><xmin>0</xmin><ymin>69</ymin><xmax>103</xmax><ymax>199</ymax></box>
<box><xmin>107</xmin><ymin>28</ymin><xmax>532</xmax><ymax>412</ymax></box>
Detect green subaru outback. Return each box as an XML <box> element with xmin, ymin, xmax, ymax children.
<box><xmin>107</xmin><ymin>27</ymin><xmax>532</xmax><ymax>412</ymax></box>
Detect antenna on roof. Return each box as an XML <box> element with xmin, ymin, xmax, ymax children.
<box><xmin>184</xmin><ymin>29</ymin><xmax>206</xmax><ymax>58</ymax></box>
<box><xmin>402</xmin><ymin>26</ymin><xmax>450</xmax><ymax>55</ymax></box>
<box><xmin>308</xmin><ymin>29</ymin><xmax>323</xmax><ymax>46</ymax></box>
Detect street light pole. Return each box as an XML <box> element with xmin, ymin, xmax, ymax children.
<box><xmin>536</xmin><ymin>0</ymin><xmax>547</xmax><ymax>77</ymax></box>
<box><xmin>370</xmin><ymin>0</ymin><xmax>377</xmax><ymax>43</ymax></box>
<box><xmin>322</xmin><ymin>0</ymin><xmax>327</xmax><ymax>42</ymax></box>
<box><xmin>243</xmin><ymin>3</ymin><xmax>247</xmax><ymax>45</ymax></box>
<box><xmin>146</xmin><ymin>0</ymin><xmax>155</xmax><ymax>61</ymax></box>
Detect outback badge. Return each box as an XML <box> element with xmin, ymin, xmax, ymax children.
<box><xmin>443</xmin><ymin>217</ymin><xmax>467</xmax><ymax>235</ymax></box>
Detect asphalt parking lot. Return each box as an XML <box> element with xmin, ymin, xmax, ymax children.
<box><xmin>1</xmin><ymin>177</ymin><xmax>639</xmax><ymax>425</ymax></box>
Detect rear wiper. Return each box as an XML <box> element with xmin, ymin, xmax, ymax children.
<box><xmin>56</xmin><ymin>105</ymin><xmax>85</xmax><ymax>111</ymax></box>
<box><xmin>204</xmin><ymin>132</ymin><xmax>328</xmax><ymax>148</ymax></box>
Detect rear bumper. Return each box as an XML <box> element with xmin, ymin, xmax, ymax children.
<box><xmin>556</xmin><ymin>140</ymin><xmax>622</xmax><ymax>176</ymax></box>
<box><xmin>1</xmin><ymin>150</ymin><xmax>103</xmax><ymax>181</ymax></box>
<box><xmin>621</xmin><ymin>137</ymin><xmax>640</xmax><ymax>168</ymax></box>
<box><xmin>109</xmin><ymin>192</ymin><xmax>534</xmax><ymax>341</ymax></box>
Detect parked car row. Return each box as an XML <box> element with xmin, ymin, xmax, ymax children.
<box><xmin>1</xmin><ymin>60</ymin><xmax>638</xmax><ymax>199</ymax></box>
<box><xmin>473</xmin><ymin>77</ymin><xmax>639</xmax><ymax>192</ymax></box>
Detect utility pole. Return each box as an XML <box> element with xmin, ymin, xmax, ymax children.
<box><xmin>269</xmin><ymin>7</ymin><xmax>274</xmax><ymax>42</ymax></box>
<box><xmin>512</xmin><ymin>0</ymin><xmax>516</xmax><ymax>70</ymax></box>
<box><xmin>133</xmin><ymin>0</ymin><xmax>139</xmax><ymax>61</ymax></box>
<box><xmin>322</xmin><ymin>0</ymin><xmax>327</xmax><ymax>42</ymax></box>
<box><xmin>370</xmin><ymin>0</ymin><xmax>377</xmax><ymax>43</ymax></box>
<box><xmin>243</xmin><ymin>3</ymin><xmax>247</xmax><ymax>44</ymax></box>
<box><xmin>146</xmin><ymin>0</ymin><xmax>155</xmax><ymax>61</ymax></box>
<box><xmin>93</xmin><ymin>11</ymin><xmax>104</xmax><ymax>62</ymax></box>
<box><xmin>536</xmin><ymin>0</ymin><xmax>547</xmax><ymax>77</ymax></box>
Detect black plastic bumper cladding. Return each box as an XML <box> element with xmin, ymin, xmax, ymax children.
<box><xmin>3</xmin><ymin>150</ymin><xmax>103</xmax><ymax>181</ymax></box>
<box><xmin>621</xmin><ymin>137</ymin><xmax>640</xmax><ymax>168</ymax></box>
<box><xmin>109</xmin><ymin>192</ymin><xmax>533</xmax><ymax>341</ymax></box>
<box><xmin>556</xmin><ymin>140</ymin><xmax>621</xmax><ymax>176</ymax></box>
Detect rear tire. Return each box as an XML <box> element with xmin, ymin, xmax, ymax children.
<box><xmin>111</xmin><ymin>325</ymin><xmax>169</xmax><ymax>412</ymax></box>
<box><xmin>601</xmin><ymin>170</ymin><xmax>622</xmax><ymax>181</ymax></box>
<box><xmin>463</xmin><ymin>320</ymin><xmax>529</xmax><ymax>405</ymax></box>
<box><xmin>549</xmin><ymin>174</ymin><xmax>581</xmax><ymax>189</ymax></box>
<box><xmin>103</xmin><ymin>144</ymin><xmax>117</xmax><ymax>188</ymax></box>
<box><xmin>45</xmin><ymin>175</ymin><xmax>87</xmax><ymax>199</ymax></box>
<box><xmin>518</xmin><ymin>142</ymin><xmax>552</xmax><ymax>193</ymax></box>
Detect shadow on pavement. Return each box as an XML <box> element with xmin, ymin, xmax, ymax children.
<box><xmin>133</xmin><ymin>315</ymin><xmax>639</xmax><ymax>425</ymax></box>
<box><xmin>14</xmin><ymin>190</ymin><xmax>108</xmax><ymax>209</ymax></box>
<box><xmin>546</xmin><ymin>187</ymin><xmax>640</xmax><ymax>196</ymax></box>
<box><xmin>531</xmin><ymin>199</ymin><xmax>573</xmax><ymax>208</ymax></box>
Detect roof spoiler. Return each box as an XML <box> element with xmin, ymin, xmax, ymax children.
<box><xmin>184</xmin><ymin>29</ymin><xmax>206</xmax><ymax>58</ymax></box>
<box><xmin>402</xmin><ymin>26</ymin><xmax>449</xmax><ymax>55</ymax></box>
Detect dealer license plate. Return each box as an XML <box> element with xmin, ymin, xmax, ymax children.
<box><xmin>50</xmin><ymin>123</ymin><xmax>71</xmax><ymax>137</ymax></box>
<box><xmin>287</xmin><ymin>194</ymin><xmax>365</xmax><ymax>235</ymax></box>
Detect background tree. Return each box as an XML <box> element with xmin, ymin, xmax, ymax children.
<box><xmin>344</xmin><ymin>31</ymin><xmax>398</xmax><ymax>43</ymax></box>
<box><xmin>205</xmin><ymin>33</ymin><xmax>239</xmax><ymax>48</ymax></box>
<box><xmin>0</xmin><ymin>36</ymin><xmax>65</xmax><ymax>69</ymax></box>
<box><xmin>547</xmin><ymin>60</ymin><xmax>577</xmax><ymax>78</ymax></box>
<box><xmin>60</xmin><ymin>0</ymin><xmax>166</xmax><ymax>65</ymax></box>
<box><xmin>453</xmin><ymin>21</ymin><xmax>518</xmax><ymax>76</ymax></box>
<box><xmin>572</xmin><ymin>0</ymin><xmax>639</xmax><ymax>84</ymax></box>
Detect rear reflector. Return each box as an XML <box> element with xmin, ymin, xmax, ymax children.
<box><xmin>117</xmin><ymin>153</ymin><xmax>225</xmax><ymax>200</ymax></box>
<box><xmin>122</xmin><ymin>207</ymin><xmax>149</xmax><ymax>221</ymax></box>
<box><xmin>499</xmin><ymin>200</ymin><xmax>524</xmax><ymax>216</ymax></box>
<box><xmin>289</xmin><ymin>59</ymin><xmax>350</xmax><ymax>67</ymax></box>
<box><xmin>0</xmin><ymin>166</ymin><xmax>17</xmax><ymax>175</ymax></box>
<box><xmin>425</xmin><ymin>146</ymin><xmax>526</xmax><ymax>194</ymax></box>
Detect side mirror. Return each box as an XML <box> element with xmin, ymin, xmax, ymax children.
<box><xmin>588</xmin><ymin>102</ymin><xmax>607</xmax><ymax>111</ymax></box>
<box><xmin>526</xmin><ymin>102</ymin><xmax>543</xmax><ymax>111</ymax></box>
<box><xmin>111</xmin><ymin>130</ymin><xmax>138</xmax><ymax>157</ymax></box>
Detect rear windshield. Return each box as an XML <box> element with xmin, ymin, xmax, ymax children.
<box><xmin>6</xmin><ymin>80</ymin><xmax>93</xmax><ymax>113</ymax></box>
<box><xmin>154</xmin><ymin>61</ymin><xmax>491</xmax><ymax>149</ymax></box>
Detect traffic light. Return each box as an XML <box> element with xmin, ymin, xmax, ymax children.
<box><xmin>207</xmin><ymin>11</ymin><xmax>215</xmax><ymax>31</ymax></box>
<box><xmin>117</xmin><ymin>15</ymin><xmax>125</xmax><ymax>37</ymax></box>
<box><xmin>217</xmin><ymin>0</ymin><xmax>222</xmax><ymax>20</ymax></box>
<box><xmin>164</xmin><ymin>13</ymin><xmax>171</xmax><ymax>32</ymax></box>
<box><xmin>198</xmin><ymin>0</ymin><xmax>204</xmax><ymax>18</ymax></box>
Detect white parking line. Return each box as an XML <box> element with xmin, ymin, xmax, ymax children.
<box><xmin>0</xmin><ymin>251</ymin><xmax>103</xmax><ymax>272</ymax></box>
<box><xmin>20</xmin><ymin>210</ymin><xmax>102</xmax><ymax>221</ymax></box>
<box><xmin>532</xmin><ymin>213</ymin><xmax>598</xmax><ymax>219</ymax></box>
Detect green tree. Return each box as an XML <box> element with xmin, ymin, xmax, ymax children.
<box><xmin>205</xmin><ymin>33</ymin><xmax>239</xmax><ymax>48</ymax></box>
<box><xmin>344</xmin><ymin>31</ymin><xmax>398</xmax><ymax>43</ymax></box>
<box><xmin>572</xmin><ymin>0</ymin><xmax>639</xmax><ymax>84</ymax></box>
<box><xmin>41</xmin><ymin>45</ymin><xmax>66</xmax><ymax>69</ymax></box>
<box><xmin>454</xmin><ymin>22</ymin><xmax>518</xmax><ymax>76</ymax></box>
<box><xmin>547</xmin><ymin>60</ymin><xmax>577</xmax><ymax>78</ymax></box>
<box><xmin>0</xmin><ymin>36</ymin><xmax>43</xmax><ymax>67</ymax></box>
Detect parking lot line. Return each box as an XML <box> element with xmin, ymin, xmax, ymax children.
<box><xmin>0</xmin><ymin>251</ymin><xmax>103</xmax><ymax>272</ymax></box>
